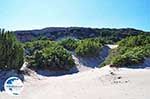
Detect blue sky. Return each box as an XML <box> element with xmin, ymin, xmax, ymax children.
<box><xmin>0</xmin><ymin>0</ymin><xmax>150</xmax><ymax>31</ymax></box>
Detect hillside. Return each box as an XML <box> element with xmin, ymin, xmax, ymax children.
<box><xmin>14</xmin><ymin>27</ymin><xmax>148</xmax><ymax>42</ymax></box>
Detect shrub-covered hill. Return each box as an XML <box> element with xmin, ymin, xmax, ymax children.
<box><xmin>101</xmin><ymin>35</ymin><xmax>150</xmax><ymax>68</ymax></box>
<box><xmin>15</xmin><ymin>27</ymin><xmax>149</xmax><ymax>42</ymax></box>
<box><xmin>24</xmin><ymin>38</ymin><xmax>105</xmax><ymax>70</ymax></box>
<box><xmin>1</xmin><ymin>27</ymin><xmax>150</xmax><ymax>71</ymax></box>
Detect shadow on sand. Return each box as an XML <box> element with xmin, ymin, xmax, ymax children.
<box><xmin>126</xmin><ymin>58</ymin><xmax>150</xmax><ymax>69</ymax></box>
<box><xmin>35</xmin><ymin>65</ymin><xmax>79</xmax><ymax>77</ymax></box>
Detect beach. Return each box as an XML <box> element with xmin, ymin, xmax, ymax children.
<box><xmin>0</xmin><ymin>66</ymin><xmax>150</xmax><ymax>99</ymax></box>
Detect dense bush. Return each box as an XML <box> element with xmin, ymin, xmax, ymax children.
<box><xmin>24</xmin><ymin>40</ymin><xmax>55</xmax><ymax>55</ymax></box>
<box><xmin>111</xmin><ymin>47</ymin><xmax>146</xmax><ymax>67</ymax></box>
<box><xmin>0</xmin><ymin>29</ymin><xmax>24</xmax><ymax>70</ymax></box>
<box><xmin>75</xmin><ymin>38</ymin><xmax>103</xmax><ymax>57</ymax></box>
<box><xmin>24</xmin><ymin>40</ymin><xmax>75</xmax><ymax>70</ymax></box>
<box><xmin>58</xmin><ymin>38</ymin><xmax>78</xmax><ymax>51</ymax></box>
<box><xmin>118</xmin><ymin>35</ymin><xmax>150</xmax><ymax>47</ymax></box>
<box><xmin>101</xmin><ymin>35</ymin><xmax>150</xmax><ymax>67</ymax></box>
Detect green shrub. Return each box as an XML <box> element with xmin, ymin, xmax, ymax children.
<box><xmin>75</xmin><ymin>38</ymin><xmax>103</xmax><ymax>57</ymax></box>
<box><xmin>59</xmin><ymin>38</ymin><xmax>78</xmax><ymax>51</ymax></box>
<box><xmin>118</xmin><ymin>35</ymin><xmax>150</xmax><ymax>47</ymax></box>
<box><xmin>101</xmin><ymin>35</ymin><xmax>150</xmax><ymax>67</ymax></box>
<box><xmin>111</xmin><ymin>47</ymin><xmax>144</xmax><ymax>67</ymax></box>
<box><xmin>24</xmin><ymin>40</ymin><xmax>75</xmax><ymax>70</ymax></box>
<box><xmin>24</xmin><ymin>40</ymin><xmax>57</xmax><ymax>55</ymax></box>
<box><xmin>0</xmin><ymin>29</ymin><xmax>24</xmax><ymax>70</ymax></box>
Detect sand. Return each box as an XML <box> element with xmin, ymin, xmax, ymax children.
<box><xmin>0</xmin><ymin>66</ymin><xmax>150</xmax><ymax>99</ymax></box>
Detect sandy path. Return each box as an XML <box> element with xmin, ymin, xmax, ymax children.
<box><xmin>0</xmin><ymin>66</ymin><xmax>150</xmax><ymax>99</ymax></box>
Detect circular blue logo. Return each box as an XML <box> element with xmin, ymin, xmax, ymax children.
<box><xmin>4</xmin><ymin>77</ymin><xmax>24</xmax><ymax>96</ymax></box>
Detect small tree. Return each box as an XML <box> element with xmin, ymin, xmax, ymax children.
<box><xmin>0</xmin><ymin>29</ymin><xmax>24</xmax><ymax>70</ymax></box>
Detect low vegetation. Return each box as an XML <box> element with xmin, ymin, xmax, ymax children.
<box><xmin>0</xmin><ymin>29</ymin><xmax>24</xmax><ymax>70</ymax></box>
<box><xmin>24</xmin><ymin>40</ymin><xmax>75</xmax><ymax>70</ymax></box>
<box><xmin>24</xmin><ymin>37</ymin><xmax>105</xmax><ymax>70</ymax></box>
<box><xmin>58</xmin><ymin>38</ymin><xmax>78</xmax><ymax>51</ymax></box>
<box><xmin>75</xmin><ymin>38</ymin><xmax>104</xmax><ymax>57</ymax></box>
<box><xmin>1</xmin><ymin>27</ymin><xmax>149</xmax><ymax>71</ymax></box>
<box><xmin>101</xmin><ymin>35</ymin><xmax>150</xmax><ymax>67</ymax></box>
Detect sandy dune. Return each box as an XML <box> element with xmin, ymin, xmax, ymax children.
<box><xmin>71</xmin><ymin>45</ymin><xmax>114</xmax><ymax>72</ymax></box>
<box><xmin>0</xmin><ymin>66</ymin><xmax>150</xmax><ymax>99</ymax></box>
<box><xmin>0</xmin><ymin>45</ymin><xmax>150</xmax><ymax>99</ymax></box>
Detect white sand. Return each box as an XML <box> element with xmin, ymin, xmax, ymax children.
<box><xmin>0</xmin><ymin>66</ymin><xmax>150</xmax><ymax>99</ymax></box>
<box><xmin>107</xmin><ymin>44</ymin><xmax>118</xmax><ymax>49</ymax></box>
